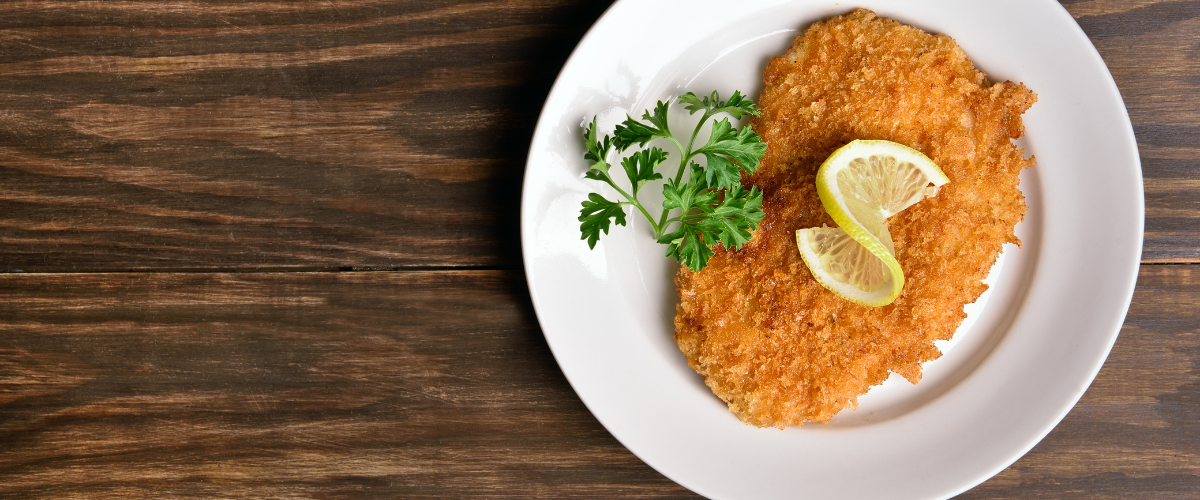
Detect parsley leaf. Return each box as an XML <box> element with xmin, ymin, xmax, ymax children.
<box><xmin>582</xmin><ymin>117</ymin><xmax>615</xmax><ymax>183</ymax></box>
<box><xmin>694</xmin><ymin>118</ymin><xmax>767</xmax><ymax>190</ymax></box>
<box><xmin>614</xmin><ymin>100</ymin><xmax>671</xmax><ymax>151</ymax></box>
<box><xmin>620</xmin><ymin>147</ymin><xmax>666</xmax><ymax>195</ymax></box>
<box><xmin>679</xmin><ymin>90</ymin><xmax>759</xmax><ymax>120</ymax></box>
<box><xmin>578</xmin><ymin>193</ymin><xmax>627</xmax><ymax>249</ymax></box>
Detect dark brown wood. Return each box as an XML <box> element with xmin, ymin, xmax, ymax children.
<box><xmin>0</xmin><ymin>0</ymin><xmax>614</xmax><ymax>271</ymax></box>
<box><xmin>0</xmin><ymin>0</ymin><xmax>1196</xmax><ymax>498</ymax></box>
<box><xmin>0</xmin><ymin>270</ymin><xmax>695</xmax><ymax>498</ymax></box>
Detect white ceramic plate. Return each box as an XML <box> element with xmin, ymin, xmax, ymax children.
<box><xmin>520</xmin><ymin>1</ymin><xmax>1143</xmax><ymax>498</ymax></box>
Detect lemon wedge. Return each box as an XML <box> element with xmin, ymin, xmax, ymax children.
<box><xmin>796</xmin><ymin>140</ymin><xmax>950</xmax><ymax>306</ymax></box>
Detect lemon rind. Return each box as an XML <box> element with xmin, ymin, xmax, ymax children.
<box><xmin>795</xmin><ymin>227</ymin><xmax>898</xmax><ymax>307</ymax></box>
<box><xmin>805</xmin><ymin>140</ymin><xmax>949</xmax><ymax>307</ymax></box>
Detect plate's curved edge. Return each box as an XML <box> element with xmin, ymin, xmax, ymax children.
<box><xmin>516</xmin><ymin>0</ymin><xmax>673</xmax><ymax>477</ymax></box>
<box><xmin>518</xmin><ymin>0</ymin><xmax>617</xmax><ymax>349</ymax></box>
<box><xmin>940</xmin><ymin>1</ymin><xmax>1145</xmax><ymax>497</ymax></box>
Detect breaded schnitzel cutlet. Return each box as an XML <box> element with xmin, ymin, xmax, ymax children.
<box><xmin>673</xmin><ymin>9</ymin><xmax>1036</xmax><ymax>428</ymax></box>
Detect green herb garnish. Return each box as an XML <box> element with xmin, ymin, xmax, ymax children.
<box><xmin>577</xmin><ymin>90</ymin><xmax>767</xmax><ymax>272</ymax></box>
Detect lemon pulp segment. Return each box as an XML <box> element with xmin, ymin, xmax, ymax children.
<box><xmin>798</xmin><ymin>140</ymin><xmax>949</xmax><ymax>306</ymax></box>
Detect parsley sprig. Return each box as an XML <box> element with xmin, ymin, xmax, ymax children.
<box><xmin>577</xmin><ymin>90</ymin><xmax>767</xmax><ymax>272</ymax></box>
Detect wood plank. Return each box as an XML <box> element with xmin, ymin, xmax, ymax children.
<box><xmin>0</xmin><ymin>264</ymin><xmax>1196</xmax><ymax>498</ymax></box>
<box><xmin>1068</xmin><ymin>1</ymin><xmax>1200</xmax><ymax>262</ymax></box>
<box><xmin>0</xmin><ymin>1</ymin><xmax>614</xmax><ymax>271</ymax></box>
<box><xmin>0</xmin><ymin>270</ymin><xmax>695</xmax><ymax>498</ymax></box>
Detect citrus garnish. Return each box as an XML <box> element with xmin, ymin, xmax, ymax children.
<box><xmin>796</xmin><ymin>140</ymin><xmax>950</xmax><ymax>306</ymax></box>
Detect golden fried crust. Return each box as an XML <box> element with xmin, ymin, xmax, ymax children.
<box><xmin>673</xmin><ymin>9</ymin><xmax>1036</xmax><ymax>428</ymax></box>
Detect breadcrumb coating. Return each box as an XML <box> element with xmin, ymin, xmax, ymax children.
<box><xmin>673</xmin><ymin>8</ymin><xmax>1036</xmax><ymax>428</ymax></box>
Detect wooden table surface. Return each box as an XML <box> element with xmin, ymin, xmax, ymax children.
<box><xmin>0</xmin><ymin>1</ymin><xmax>1196</xmax><ymax>498</ymax></box>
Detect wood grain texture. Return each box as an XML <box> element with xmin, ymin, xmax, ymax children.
<box><xmin>0</xmin><ymin>265</ymin><xmax>1197</xmax><ymax>498</ymax></box>
<box><xmin>0</xmin><ymin>270</ymin><xmax>696</xmax><ymax>498</ymax></box>
<box><xmin>0</xmin><ymin>0</ymin><xmax>614</xmax><ymax>270</ymax></box>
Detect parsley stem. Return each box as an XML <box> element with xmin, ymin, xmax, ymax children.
<box><xmin>655</xmin><ymin>111</ymin><xmax>712</xmax><ymax>237</ymax></box>
<box><xmin>672</xmin><ymin>109</ymin><xmax>713</xmax><ymax>185</ymax></box>
<box><xmin>600</xmin><ymin>172</ymin><xmax>633</xmax><ymax>202</ymax></box>
<box><xmin>624</xmin><ymin>199</ymin><xmax>660</xmax><ymax>235</ymax></box>
<box><xmin>601</xmin><ymin>169</ymin><xmax>661</xmax><ymax>236</ymax></box>
<box><xmin>683</xmin><ymin>110</ymin><xmax>714</xmax><ymax>173</ymax></box>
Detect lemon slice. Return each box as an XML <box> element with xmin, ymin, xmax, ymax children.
<box><xmin>796</xmin><ymin>140</ymin><xmax>950</xmax><ymax>306</ymax></box>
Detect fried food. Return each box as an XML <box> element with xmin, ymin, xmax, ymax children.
<box><xmin>673</xmin><ymin>8</ymin><xmax>1036</xmax><ymax>428</ymax></box>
